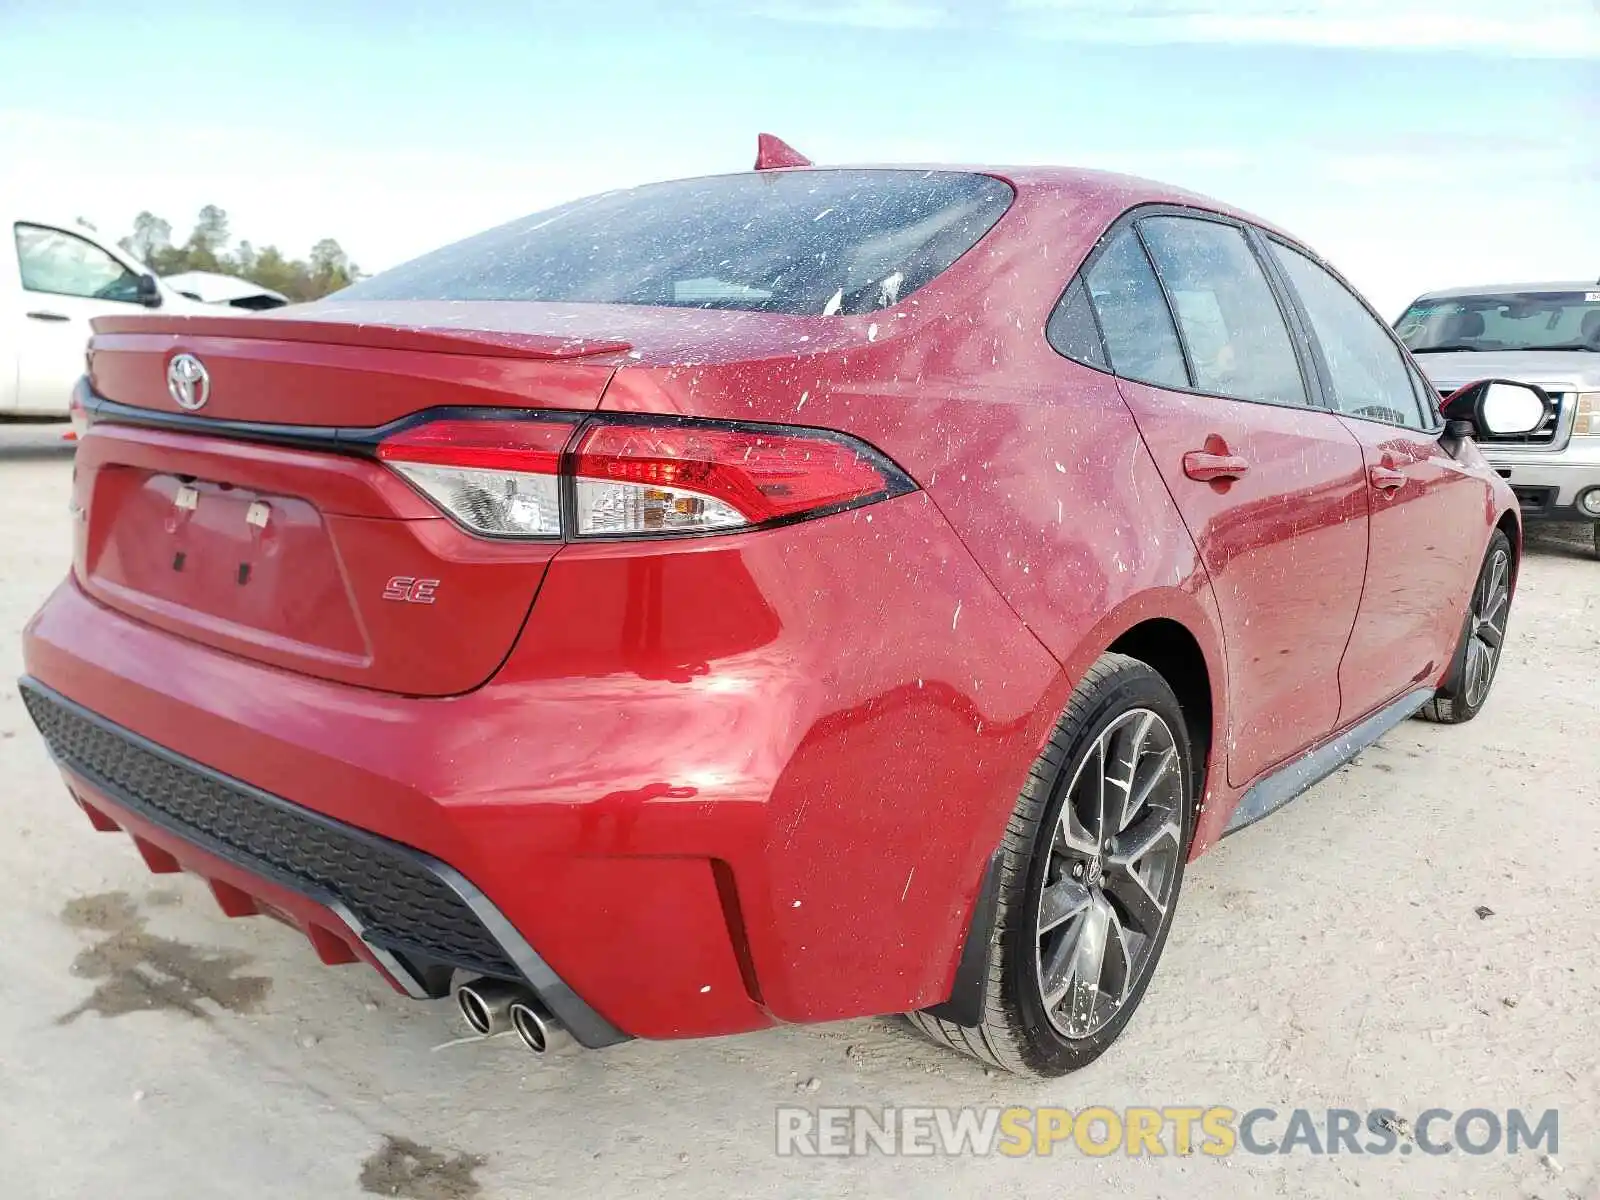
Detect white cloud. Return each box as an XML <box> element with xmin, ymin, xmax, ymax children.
<box><xmin>747</xmin><ymin>0</ymin><xmax>1600</xmax><ymax>57</ymax></box>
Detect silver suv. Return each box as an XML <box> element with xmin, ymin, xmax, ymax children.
<box><xmin>1398</xmin><ymin>282</ymin><xmax>1600</xmax><ymax>557</ymax></box>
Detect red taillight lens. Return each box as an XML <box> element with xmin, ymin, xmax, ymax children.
<box><xmin>376</xmin><ymin>418</ymin><xmax>575</xmax><ymax>474</ymax></box>
<box><xmin>571</xmin><ymin>422</ymin><xmax>900</xmax><ymax>536</ymax></box>
<box><xmin>376</xmin><ymin>413</ymin><xmax>910</xmax><ymax>539</ymax></box>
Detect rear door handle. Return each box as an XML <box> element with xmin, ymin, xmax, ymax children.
<box><xmin>1183</xmin><ymin>451</ymin><xmax>1251</xmax><ymax>482</ymax></box>
<box><xmin>1370</xmin><ymin>466</ymin><xmax>1406</xmax><ymax>491</ymax></box>
<box><xmin>25</xmin><ymin>310</ymin><xmax>70</xmax><ymax>322</ymax></box>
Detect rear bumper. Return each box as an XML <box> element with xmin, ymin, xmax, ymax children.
<box><xmin>21</xmin><ymin>679</ymin><xmax>627</xmax><ymax>1047</ymax></box>
<box><xmin>21</xmin><ymin>493</ymin><xmax>1063</xmax><ymax>1039</ymax></box>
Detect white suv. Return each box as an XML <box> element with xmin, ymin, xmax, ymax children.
<box><xmin>1</xmin><ymin>213</ymin><xmax>211</xmax><ymax>419</ymax></box>
<box><xmin>1399</xmin><ymin>282</ymin><xmax>1600</xmax><ymax>558</ymax></box>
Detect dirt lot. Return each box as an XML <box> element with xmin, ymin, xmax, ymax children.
<box><xmin>1</xmin><ymin>422</ymin><xmax>1595</xmax><ymax>1199</ymax></box>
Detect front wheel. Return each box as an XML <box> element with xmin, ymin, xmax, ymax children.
<box><xmin>908</xmin><ymin>653</ymin><xmax>1193</xmax><ymax>1076</ymax></box>
<box><xmin>1418</xmin><ymin>530</ymin><xmax>1514</xmax><ymax>724</ymax></box>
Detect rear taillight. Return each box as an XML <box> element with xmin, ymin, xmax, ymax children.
<box><xmin>68</xmin><ymin>379</ymin><xmax>92</xmax><ymax>440</ymax></box>
<box><xmin>377</xmin><ymin>417</ymin><xmax>576</xmax><ymax>537</ymax></box>
<box><xmin>571</xmin><ymin>422</ymin><xmax>902</xmax><ymax>536</ymax></box>
<box><xmin>376</xmin><ymin>413</ymin><xmax>911</xmax><ymax>540</ymax></box>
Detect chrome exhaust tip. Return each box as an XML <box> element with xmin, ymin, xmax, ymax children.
<box><xmin>456</xmin><ymin>978</ymin><xmax>528</xmax><ymax>1037</ymax></box>
<box><xmin>508</xmin><ymin>998</ymin><xmax>572</xmax><ymax>1055</ymax></box>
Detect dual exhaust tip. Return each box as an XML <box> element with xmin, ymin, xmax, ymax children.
<box><xmin>456</xmin><ymin>978</ymin><xmax>570</xmax><ymax>1055</ymax></box>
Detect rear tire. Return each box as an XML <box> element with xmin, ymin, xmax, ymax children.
<box><xmin>1418</xmin><ymin>529</ymin><xmax>1513</xmax><ymax>725</ymax></box>
<box><xmin>907</xmin><ymin>653</ymin><xmax>1194</xmax><ymax>1076</ymax></box>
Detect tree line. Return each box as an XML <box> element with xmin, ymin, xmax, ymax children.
<box><xmin>119</xmin><ymin>206</ymin><xmax>359</xmax><ymax>302</ymax></box>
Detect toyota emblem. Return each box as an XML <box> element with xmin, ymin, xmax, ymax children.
<box><xmin>167</xmin><ymin>353</ymin><xmax>211</xmax><ymax>411</ymax></box>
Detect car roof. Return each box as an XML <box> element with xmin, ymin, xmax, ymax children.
<box><xmin>739</xmin><ymin>164</ymin><xmax>1302</xmax><ymax>244</ymax></box>
<box><xmin>1413</xmin><ymin>281</ymin><xmax>1598</xmax><ymax>300</ymax></box>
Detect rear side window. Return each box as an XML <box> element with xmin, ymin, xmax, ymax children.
<box><xmin>1083</xmin><ymin>229</ymin><xmax>1189</xmax><ymax>389</ymax></box>
<box><xmin>1137</xmin><ymin>216</ymin><xmax>1308</xmax><ymax>407</ymax></box>
<box><xmin>338</xmin><ymin>170</ymin><xmax>1014</xmax><ymax>316</ymax></box>
<box><xmin>1271</xmin><ymin>243</ymin><xmax>1429</xmax><ymax>429</ymax></box>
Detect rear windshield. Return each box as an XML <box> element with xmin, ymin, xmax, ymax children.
<box><xmin>339</xmin><ymin>170</ymin><xmax>1014</xmax><ymax>316</ymax></box>
<box><xmin>1397</xmin><ymin>290</ymin><xmax>1600</xmax><ymax>353</ymax></box>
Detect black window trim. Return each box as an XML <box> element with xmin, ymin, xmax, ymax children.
<box><xmin>1130</xmin><ymin>220</ymin><xmax>1199</xmax><ymax>391</ymax></box>
<box><xmin>1047</xmin><ymin>203</ymin><xmax>1331</xmax><ymax>417</ymax></box>
<box><xmin>1261</xmin><ymin>233</ymin><xmax>1445</xmax><ymax>435</ymax></box>
<box><xmin>1404</xmin><ymin>358</ymin><xmax>1443</xmax><ymax>425</ymax></box>
<box><xmin>13</xmin><ymin>220</ymin><xmax>144</xmax><ymax>304</ymax></box>
<box><xmin>1241</xmin><ymin>222</ymin><xmax>1335</xmax><ymax>414</ymax></box>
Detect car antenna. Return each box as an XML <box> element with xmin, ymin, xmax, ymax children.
<box><xmin>755</xmin><ymin>133</ymin><xmax>813</xmax><ymax>170</ymax></box>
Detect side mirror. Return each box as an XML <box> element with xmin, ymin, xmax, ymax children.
<box><xmin>1440</xmin><ymin>379</ymin><xmax>1551</xmax><ymax>438</ymax></box>
<box><xmin>135</xmin><ymin>273</ymin><xmax>163</xmax><ymax>308</ymax></box>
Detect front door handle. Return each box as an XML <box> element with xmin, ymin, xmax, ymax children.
<box><xmin>1370</xmin><ymin>466</ymin><xmax>1406</xmax><ymax>491</ymax></box>
<box><xmin>25</xmin><ymin>310</ymin><xmax>70</xmax><ymax>322</ymax></box>
<box><xmin>1183</xmin><ymin>451</ymin><xmax>1251</xmax><ymax>482</ymax></box>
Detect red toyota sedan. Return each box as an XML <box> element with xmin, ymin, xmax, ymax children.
<box><xmin>21</xmin><ymin>150</ymin><xmax>1538</xmax><ymax>1076</ymax></box>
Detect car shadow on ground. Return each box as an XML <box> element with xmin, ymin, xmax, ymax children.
<box><xmin>0</xmin><ymin>427</ymin><xmax>76</xmax><ymax>462</ymax></box>
<box><xmin>1523</xmin><ymin>522</ymin><xmax>1596</xmax><ymax>562</ymax></box>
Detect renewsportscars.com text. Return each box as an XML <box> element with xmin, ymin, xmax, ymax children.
<box><xmin>775</xmin><ymin>1106</ymin><xmax>1559</xmax><ymax>1158</ymax></box>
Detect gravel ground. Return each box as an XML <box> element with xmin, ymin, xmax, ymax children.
<box><xmin>1</xmin><ymin>421</ymin><xmax>1596</xmax><ymax>1199</ymax></box>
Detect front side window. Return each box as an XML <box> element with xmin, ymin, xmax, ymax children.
<box><xmin>338</xmin><ymin>170</ymin><xmax>1014</xmax><ymax>316</ymax></box>
<box><xmin>14</xmin><ymin>224</ymin><xmax>142</xmax><ymax>302</ymax></box>
<box><xmin>1082</xmin><ymin>228</ymin><xmax>1189</xmax><ymax>389</ymax></box>
<box><xmin>1271</xmin><ymin>243</ymin><xmax>1429</xmax><ymax>429</ymax></box>
<box><xmin>1137</xmin><ymin>216</ymin><xmax>1308</xmax><ymax>407</ymax></box>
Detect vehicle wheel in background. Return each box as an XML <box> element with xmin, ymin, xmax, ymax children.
<box><xmin>908</xmin><ymin>653</ymin><xmax>1193</xmax><ymax>1076</ymax></box>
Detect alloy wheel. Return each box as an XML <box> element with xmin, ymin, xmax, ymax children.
<box><xmin>1035</xmin><ymin>708</ymin><xmax>1184</xmax><ymax>1040</ymax></box>
<box><xmin>1463</xmin><ymin>548</ymin><xmax>1510</xmax><ymax>709</ymax></box>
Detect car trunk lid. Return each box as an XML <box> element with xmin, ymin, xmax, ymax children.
<box><xmin>75</xmin><ymin>310</ymin><xmax>628</xmax><ymax>697</ymax></box>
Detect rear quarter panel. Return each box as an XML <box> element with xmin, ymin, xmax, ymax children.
<box><xmin>600</xmin><ymin>181</ymin><xmax>1235</xmax><ymax>851</ymax></box>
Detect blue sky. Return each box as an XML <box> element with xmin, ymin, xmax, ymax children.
<box><xmin>2</xmin><ymin>0</ymin><xmax>1596</xmax><ymax>315</ymax></box>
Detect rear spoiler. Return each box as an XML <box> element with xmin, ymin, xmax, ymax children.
<box><xmin>89</xmin><ymin>313</ymin><xmax>631</xmax><ymax>362</ymax></box>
